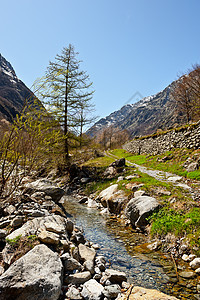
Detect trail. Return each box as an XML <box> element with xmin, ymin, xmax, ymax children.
<box><xmin>105</xmin><ymin>150</ymin><xmax>192</xmax><ymax>191</ymax></box>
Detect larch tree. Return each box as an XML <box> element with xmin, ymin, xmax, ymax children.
<box><xmin>36</xmin><ymin>44</ymin><xmax>95</xmax><ymax>162</ymax></box>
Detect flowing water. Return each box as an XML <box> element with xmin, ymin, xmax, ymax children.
<box><xmin>63</xmin><ymin>196</ymin><xmax>199</xmax><ymax>299</ymax></box>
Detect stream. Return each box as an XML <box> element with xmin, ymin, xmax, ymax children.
<box><xmin>63</xmin><ymin>195</ymin><xmax>198</xmax><ymax>300</ymax></box>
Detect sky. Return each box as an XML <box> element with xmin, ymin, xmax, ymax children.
<box><xmin>1</xmin><ymin>0</ymin><xmax>200</xmax><ymax>120</ymax></box>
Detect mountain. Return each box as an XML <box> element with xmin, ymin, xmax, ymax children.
<box><xmin>0</xmin><ymin>54</ymin><xmax>35</xmax><ymax>123</ymax></box>
<box><xmin>87</xmin><ymin>81</ymin><xmax>183</xmax><ymax>138</ymax></box>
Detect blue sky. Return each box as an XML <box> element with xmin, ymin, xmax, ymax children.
<box><xmin>1</xmin><ymin>0</ymin><xmax>200</xmax><ymax>120</ymax></box>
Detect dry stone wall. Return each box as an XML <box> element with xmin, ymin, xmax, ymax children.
<box><xmin>123</xmin><ymin>122</ymin><xmax>200</xmax><ymax>155</ymax></box>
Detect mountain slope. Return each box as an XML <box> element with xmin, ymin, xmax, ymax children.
<box><xmin>87</xmin><ymin>81</ymin><xmax>183</xmax><ymax>138</ymax></box>
<box><xmin>0</xmin><ymin>54</ymin><xmax>35</xmax><ymax>122</ymax></box>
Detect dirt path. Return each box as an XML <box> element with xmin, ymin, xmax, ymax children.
<box><xmin>105</xmin><ymin>150</ymin><xmax>192</xmax><ymax>191</ymax></box>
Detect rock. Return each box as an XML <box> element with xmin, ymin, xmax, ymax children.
<box><xmin>65</xmin><ymin>286</ymin><xmax>83</xmax><ymax>299</ymax></box>
<box><xmin>110</xmin><ymin>158</ymin><xmax>126</xmax><ymax>168</ymax></box>
<box><xmin>98</xmin><ymin>184</ymin><xmax>127</xmax><ymax>213</ymax></box>
<box><xmin>98</xmin><ymin>184</ymin><xmax>118</xmax><ymax>205</ymax></box>
<box><xmin>78</xmin><ymin>243</ymin><xmax>96</xmax><ymax>262</ymax></box>
<box><xmin>190</xmin><ymin>257</ymin><xmax>200</xmax><ymax>270</ymax></box>
<box><xmin>179</xmin><ymin>271</ymin><xmax>196</xmax><ymax>279</ymax></box>
<box><xmin>81</xmin><ymin>279</ymin><xmax>104</xmax><ymax>300</ymax></box>
<box><xmin>0</xmin><ymin>229</ymin><xmax>7</xmax><ymax>239</ymax></box>
<box><xmin>117</xmin><ymin>176</ymin><xmax>124</xmax><ymax>182</ymax></box>
<box><xmin>65</xmin><ymin>271</ymin><xmax>91</xmax><ymax>285</ymax></box>
<box><xmin>4</xmin><ymin>205</ymin><xmax>16</xmax><ymax>215</ymax></box>
<box><xmin>31</xmin><ymin>191</ymin><xmax>46</xmax><ymax>200</ymax></box>
<box><xmin>103</xmin><ymin>284</ymin><xmax>121</xmax><ymax>299</ymax></box>
<box><xmin>25</xmin><ymin>178</ymin><xmax>65</xmax><ymax>201</ymax></box>
<box><xmin>87</xmin><ymin>198</ymin><xmax>98</xmax><ymax>208</ymax></box>
<box><xmin>0</xmin><ymin>244</ymin><xmax>63</xmax><ymax>300</ymax></box>
<box><xmin>125</xmin><ymin>196</ymin><xmax>160</xmax><ymax>228</ymax></box>
<box><xmin>0</xmin><ymin>219</ymin><xmax>10</xmax><ymax>228</ymax></box>
<box><xmin>81</xmin><ymin>177</ymin><xmax>90</xmax><ymax>184</ymax></box>
<box><xmin>195</xmin><ymin>268</ymin><xmax>200</xmax><ymax>274</ymax></box>
<box><xmin>45</xmin><ymin>222</ymin><xmax>65</xmax><ymax>234</ymax></box>
<box><xmin>60</xmin><ymin>239</ymin><xmax>70</xmax><ymax>251</ymax></box>
<box><xmin>167</xmin><ymin>176</ymin><xmax>182</xmax><ymax>182</ymax></box>
<box><xmin>61</xmin><ymin>253</ymin><xmax>82</xmax><ymax>272</ymax></box>
<box><xmin>134</xmin><ymin>190</ymin><xmax>146</xmax><ymax>198</ymax></box>
<box><xmin>104</xmin><ymin>166</ymin><xmax>117</xmax><ymax>177</ymax></box>
<box><xmin>79</xmin><ymin>196</ymin><xmax>88</xmax><ymax>204</ymax></box>
<box><xmin>118</xmin><ymin>286</ymin><xmax>179</xmax><ymax>299</ymax></box>
<box><xmin>29</xmin><ymin>210</ymin><xmax>47</xmax><ymax>217</ymax></box>
<box><xmin>6</xmin><ymin>215</ymin><xmax>67</xmax><ymax>241</ymax></box>
<box><xmin>182</xmin><ymin>254</ymin><xmax>190</xmax><ymax>262</ymax></box>
<box><xmin>101</xmin><ymin>269</ymin><xmax>127</xmax><ymax>284</ymax></box>
<box><xmin>186</xmin><ymin>162</ymin><xmax>199</xmax><ymax>172</ymax></box>
<box><xmin>147</xmin><ymin>241</ymin><xmax>162</xmax><ymax>251</ymax></box>
<box><xmin>0</xmin><ymin>266</ymin><xmax>4</xmax><ymax>276</ymax></box>
<box><xmin>189</xmin><ymin>254</ymin><xmax>196</xmax><ymax>261</ymax></box>
<box><xmin>10</xmin><ymin>216</ymin><xmax>24</xmax><ymax>228</ymax></box>
<box><xmin>125</xmin><ymin>175</ymin><xmax>137</xmax><ymax>180</ymax></box>
<box><xmin>125</xmin><ymin>183</ymin><xmax>143</xmax><ymax>191</ymax></box>
<box><xmin>38</xmin><ymin>230</ymin><xmax>60</xmax><ymax>245</ymax></box>
<box><xmin>83</xmin><ymin>260</ymin><xmax>95</xmax><ymax>274</ymax></box>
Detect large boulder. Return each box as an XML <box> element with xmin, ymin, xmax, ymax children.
<box><xmin>25</xmin><ymin>179</ymin><xmax>65</xmax><ymax>201</ymax></box>
<box><xmin>81</xmin><ymin>279</ymin><xmax>104</xmax><ymax>300</ymax></box>
<box><xmin>125</xmin><ymin>196</ymin><xmax>160</xmax><ymax>228</ymax></box>
<box><xmin>0</xmin><ymin>244</ymin><xmax>63</xmax><ymax>300</ymax></box>
<box><xmin>97</xmin><ymin>184</ymin><xmax>127</xmax><ymax>214</ymax></box>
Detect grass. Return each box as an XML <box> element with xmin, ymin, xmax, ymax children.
<box><xmin>149</xmin><ymin>207</ymin><xmax>200</xmax><ymax>254</ymax></box>
<box><xmin>82</xmin><ymin>156</ymin><xmax>115</xmax><ymax>167</ymax></box>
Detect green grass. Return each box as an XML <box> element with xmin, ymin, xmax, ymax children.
<box><xmin>83</xmin><ymin>156</ymin><xmax>115</xmax><ymax>167</ymax></box>
<box><xmin>149</xmin><ymin>207</ymin><xmax>200</xmax><ymax>254</ymax></box>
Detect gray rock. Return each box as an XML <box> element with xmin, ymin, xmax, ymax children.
<box><xmin>0</xmin><ymin>244</ymin><xmax>63</xmax><ymax>300</ymax></box>
<box><xmin>195</xmin><ymin>268</ymin><xmax>200</xmax><ymax>274</ymax></box>
<box><xmin>11</xmin><ymin>216</ymin><xmax>24</xmax><ymax>228</ymax></box>
<box><xmin>190</xmin><ymin>258</ymin><xmax>200</xmax><ymax>270</ymax></box>
<box><xmin>25</xmin><ymin>178</ymin><xmax>65</xmax><ymax>201</ymax></box>
<box><xmin>133</xmin><ymin>190</ymin><xmax>146</xmax><ymax>198</ymax></box>
<box><xmin>101</xmin><ymin>269</ymin><xmax>127</xmax><ymax>285</ymax></box>
<box><xmin>65</xmin><ymin>271</ymin><xmax>91</xmax><ymax>285</ymax></box>
<box><xmin>179</xmin><ymin>271</ymin><xmax>196</xmax><ymax>279</ymax></box>
<box><xmin>110</xmin><ymin>158</ymin><xmax>125</xmax><ymax>168</ymax></box>
<box><xmin>65</xmin><ymin>286</ymin><xmax>83</xmax><ymax>299</ymax></box>
<box><xmin>6</xmin><ymin>215</ymin><xmax>67</xmax><ymax>241</ymax></box>
<box><xmin>61</xmin><ymin>253</ymin><xmax>82</xmax><ymax>272</ymax></box>
<box><xmin>4</xmin><ymin>205</ymin><xmax>16</xmax><ymax>215</ymax></box>
<box><xmin>78</xmin><ymin>243</ymin><xmax>96</xmax><ymax>262</ymax></box>
<box><xmin>38</xmin><ymin>230</ymin><xmax>60</xmax><ymax>245</ymax></box>
<box><xmin>103</xmin><ymin>284</ymin><xmax>121</xmax><ymax>299</ymax></box>
<box><xmin>81</xmin><ymin>279</ymin><xmax>104</xmax><ymax>300</ymax></box>
<box><xmin>186</xmin><ymin>162</ymin><xmax>199</xmax><ymax>172</ymax></box>
<box><xmin>0</xmin><ymin>229</ymin><xmax>7</xmax><ymax>239</ymax></box>
<box><xmin>0</xmin><ymin>219</ymin><xmax>10</xmax><ymax>228</ymax></box>
<box><xmin>83</xmin><ymin>260</ymin><xmax>95</xmax><ymax>274</ymax></box>
<box><xmin>125</xmin><ymin>196</ymin><xmax>160</xmax><ymax>228</ymax></box>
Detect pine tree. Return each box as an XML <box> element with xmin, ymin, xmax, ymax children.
<box><xmin>37</xmin><ymin>44</ymin><xmax>95</xmax><ymax>162</ymax></box>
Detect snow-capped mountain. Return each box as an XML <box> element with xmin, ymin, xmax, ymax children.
<box><xmin>0</xmin><ymin>54</ymin><xmax>35</xmax><ymax>122</ymax></box>
<box><xmin>87</xmin><ymin>81</ymin><xmax>183</xmax><ymax>138</ymax></box>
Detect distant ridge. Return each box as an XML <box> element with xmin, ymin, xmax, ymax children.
<box><xmin>86</xmin><ymin>80</ymin><xmax>183</xmax><ymax>138</ymax></box>
<box><xmin>0</xmin><ymin>54</ymin><xmax>35</xmax><ymax>122</ymax></box>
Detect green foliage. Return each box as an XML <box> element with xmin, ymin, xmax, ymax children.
<box><xmin>149</xmin><ymin>207</ymin><xmax>200</xmax><ymax>250</ymax></box>
<box><xmin>187</xmin><ymin>170</ymin><xmax>200</xmax><ymax>180</ymax></box>
<box><xmin>6</xmin><ymin>235</ymin><xmax>22</xmax><ymax>246</ymax></box>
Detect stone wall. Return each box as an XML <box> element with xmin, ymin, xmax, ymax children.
<box><xmin>123</xmin><ymin>122</ymin><xmax>200</xmax><ymax>155</ymax></box>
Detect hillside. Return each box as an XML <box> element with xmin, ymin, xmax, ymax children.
<box><xmin>87</xmin><ymin>80</ymin><xmax>184</xmax><ymax>138</ymax></box>
<box><xmin>0</xmin><ymin>54</ymin><xmax>35</xmax><ymax>123</ymax></box>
